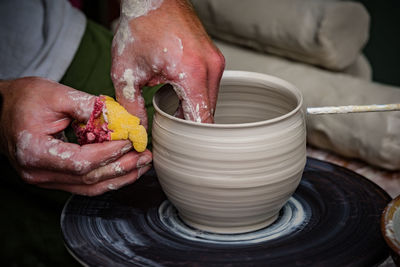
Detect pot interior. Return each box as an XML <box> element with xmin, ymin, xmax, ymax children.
<box><xmin>154</xmin><ymin>72</ymin><xmax>301</xmax><ymax>125</ymax></box>
<box><xmin>214</xmin><ymin>80</ymin><xmax>299</xmax><ymax>124</ymax></box>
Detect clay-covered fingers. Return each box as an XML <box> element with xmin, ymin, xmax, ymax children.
<box><xmin>19</xmin><ymin>150</ymin><xmax>151</xmax><ymax>185</ymax></box>
<box><xmin>169</xmin><ymin>43</ymin><xmax>224</xmax><ymax>123</ymax></box>
<box><xmin>29</xmin><ymin>81</ymin><xmax>97</xmax><ymax>124</ymax></box>
<box><xmin>17</xmin><ymin>136</ymin><xmax>133</xmax><ymax>176</ymax></box>
<box><xmin>172</xmin><ymin>51</ymin><xmax>225</xmax><ymax>123</ymax></box>
<box><xmin>83</xmin><ymin>149</ymin><xmax>152</xmax><ymax>183</ymax></box>
<box><xmin>206</xmin><ymin>49</ymin><xmax>225</xmax><ymax>116</ymax></box>
<box><xmin>174</xmin><ymin>82</ymin><xmax>213</xmax><ymax>123</ymax></box>
<box><xmin>20</xmin><ymin>168</ymin><xmax>89</xmax><ymax>185</ymax></box>
<box><xmin>173</xmin><ymin>104</ymin><xmax>185</xmax><ymax>119</ymax></box>
<box><xmin>55</xmin><ymin>88</ymin><xmax>96</xmax><ymax>122</ymax></box>
<box><xmin>0</xmin><ymin>77</ymin><xmax>152</xmax><ymax>196</ymax></box>
<box><xmin>116</xmin><ymin>90</ymin><xmax>148</xmax><ymax>130</ymax></box>
<box><xmin>37</xmin><ymin>165</ymin><xmax>152</xmax><ymax>196</ymax></box>
<box><xmin>111</xmin><ymin>63</ymin><xmax>150</xmax><ymax>129</ymax></box>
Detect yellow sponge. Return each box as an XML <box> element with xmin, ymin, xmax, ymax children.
<box><xmin>103</xmin><ymin>96</ymin><xmax>147</xmax><ymax>152</ymax></box>
<box><xmin>73</xmin><ymin>95</ymin><xmax>148</xmax><ymax>152</ymax></box>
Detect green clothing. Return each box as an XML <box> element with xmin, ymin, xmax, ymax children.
<box><xmin>1</xmin><ymin>20</ymin><xmax>160</xmax><ymax>266</ymax></box>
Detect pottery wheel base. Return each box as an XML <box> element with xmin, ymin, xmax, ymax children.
<box><xmin>61</xmin><ymin>158</ymin><xmax>391</xmax><ymax>266</ymax></box>
<box><xmin>178</xmin><ymin>211</ymin><xmax>280</xmax><ymax>235</ymax></box>
<box><xmin>158</xmin><ymin>197</ymin><xmax>307</xmax><ymax>244</ymax></box>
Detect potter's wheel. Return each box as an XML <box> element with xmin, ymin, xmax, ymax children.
<box><xmin>61</xmin><ymin>158</ymin><xmax>390</xmax><ymax>266</ymax></box>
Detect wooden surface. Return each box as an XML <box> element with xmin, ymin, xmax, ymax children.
<box><xmin>307</xmin><ymin>146</ymin><xmax>400</xmax><ymax>198</ymax></box>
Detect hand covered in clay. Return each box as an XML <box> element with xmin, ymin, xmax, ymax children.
<box><xmin>111</xmin><ymin>0</ymin><xmax>225</xmax><ymax>127</ymax></box>
<box><xmin>0</xmin><ymin>77</ymin><xmax>152</xmax><ymax>196</ymax></box>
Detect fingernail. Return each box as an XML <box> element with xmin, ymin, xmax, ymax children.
<box><xmin>137</xmin><ymin>155</ymin><xmax>152</xmax><ymax>167</ymax></box>
<box><xmin>121</xmin><ymin>143</ymin><xmax>132</xmax><ymax>154</ymax></box>
<box><xmin>107</xmin><ymin>183</ymin><xmax>117</xmax><ymax>190</ymax></box>
<box><xmin>83</xmin><ymin>173</ymin><xmax>99</xmax><ymax>185</ymax></box>
<box><xmin>138</xmin><ymin>164</ymin><xmax>152</xmax><ymax>179</ymax></box>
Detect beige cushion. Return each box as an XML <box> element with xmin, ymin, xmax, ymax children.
<box><xmin>342</xmin><ymin>54</ymin><xmax>372</xmax><ymax>81</ymax></box>
<box><xmin>216</xmin><ymin>40</ymin><xmax>400</xmax><ymax>170</ymax></box>
<box><xmin>192</xmin><ymin>0</ymin><xmax>370</xmax><ymax>70</ymax></box>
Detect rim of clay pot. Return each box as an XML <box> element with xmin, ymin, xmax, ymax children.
<box><xmin>153</xmin><ymin>70</ymin><xmax>304</xmax><ymax>128</ymax></box>
<box><xmin>381</xmin><ymin>195</ymin><xmax>400</xmax><ymax>255</ymax></box>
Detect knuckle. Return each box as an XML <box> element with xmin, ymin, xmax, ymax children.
<box><xmin>75</xmin><ymin>167</ymin><xmax>90</xmax><ymax>176</ymax></box>
<box><xmin>81</xmin><ymin>168</ymin><xmax>102</xmax><ymax>184</ymax></box>
<box><xmin>219</xmin><ymin>53</ymin><xmax>226</xmax><ymax>70</ymax></box>
<box><xmin>70</xmin><ymin>154</ymin><xmax>93</xmax><ymax>175</ymax></box>
<box><xmin>210</xmin><ymin>50</ymin><xmax>226</xmax><ymax>71</ymax></box>
<box><xmin>82</xmin><ymin>175</ymin><xmax>99</xmax><ymax>185</ymax></box>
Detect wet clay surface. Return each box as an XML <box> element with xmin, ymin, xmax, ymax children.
<box><xmin>152</xmin><ymin>71</ymin><xmax>306</xmax><ymax>234</ymax></box>
<box><xmin>61</xmin><ymin>158</ymin><xmax>390</xmax><ymax>266</ymax></box>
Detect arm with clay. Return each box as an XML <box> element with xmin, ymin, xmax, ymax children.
<box><xmin>111</xmin><ymin>0</ymin><xmax>225</xmax><ymax>127</ymax></box>
<box><xmin>0</xmin><ymin>77</ymin><xmax>152</xmax><ymax>196</ymax></box>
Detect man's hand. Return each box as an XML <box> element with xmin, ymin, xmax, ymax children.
<box><xmin>111</xmin><ymin>0</ymin><xmax>225</xmax><ymax>127</ymax></box>
<box><xmin>0</xmin><ymin>77</ymin><xmax>152</xmax><ymax>196</ymax></box>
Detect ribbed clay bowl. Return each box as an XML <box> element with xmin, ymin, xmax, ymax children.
<box><xmin>152</xmin><ymin>70</ymin><xmax>307</xmax><ymax>234</ymax></box>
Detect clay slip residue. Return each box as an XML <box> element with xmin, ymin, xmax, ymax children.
<box><xmin>114</xmin><ymin>0</ymin><xmax>164</xmax><ymax>55</ymax></box>
<box><xmin>122</xmin><ymin>69</ymin><xmax>136</xmax><ymax>101</ymax></box>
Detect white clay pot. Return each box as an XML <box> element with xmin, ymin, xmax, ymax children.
<box><xmin>152</xmin><ymin>70</ymin><xmax>307</xmax><ymax>234</ymax></box>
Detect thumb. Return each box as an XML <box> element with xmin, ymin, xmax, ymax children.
<box><xmin>53</xmin><ymin>85</ymin><xmax>97</xmax><ymax>122</ymax></box>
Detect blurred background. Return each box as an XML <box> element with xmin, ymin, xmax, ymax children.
<box><xmin>74</xmin><ymin>0</ymin><xmax>400</xmax><ymax>87</ymax></box>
